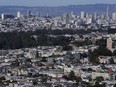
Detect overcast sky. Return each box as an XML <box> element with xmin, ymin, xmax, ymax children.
<box><xmin>0</xmin><ymin>0</ymin><xmax>116</xmax><ymax>6</ymax></box>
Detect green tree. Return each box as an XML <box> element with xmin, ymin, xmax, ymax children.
<box><xmin>89</xmin><ymin>47</ymin><xmax>112</xmax><ymax>64</ymax></box>
<box><xmin>33</xmin><ymin>80</ymin><xmax>38</xmax><ymax>85</ymax></box>
<box><xmin>62</xmin><ymin>45</ymin><xmax>73</xmax><ymax>51</ymax></box>
<box><xmin>109</xmin><ymin>58</ymin><xmax>115</xmax><ymax>64</ymax></box>
<box><xmin>41</xmin><ymin>57</ymin><xmax>47</xmax><ymax>62</ymax></box>
<box><xmin>68</xmin><ymin>71</ymin><xmax>77</xmax><ymax>81</ymax></box>
<box><xmin>11</xmin><ymin>60</ymin><xmax>20</xmax><ymax>66</ymax></box>
<box><xmin>95</xmin><ymin>76</ymin><xmax>104</xmax><ymax>82</ymax></box>
<box><xmin>88</xmin><ymin>68</ymin><xmax>93</xmax><ymax>71</ymax></box>
<box><xmin>96</xmin><ymin>39</ymin><xmax>106</xmax><ymax>48</ymax></box>
<box><xmin>113</xmin><ymin>50</ymin><xmax>116</xmax><ymax>56</ymax></box>
<box><xmin>0</xmin><ymin>76</ymin><xmax>6</xmax><ymax>84</ymax></box>
<box><xmin>93</xmin><ymin>82</ymin><xmax>105</xmax><ymax>87</ymax></box>
<box><xmin>76</xmin><ymin>76</ymin><xmax>82</xmax><ymax>83</ymax></box>
<box><xmin>41</xmin><ymin>74</ymin><xmax>47</xmax><ymax>83</ymax></box>
<box><xmin>114</xmin><ymin>84</ymin><xmax>116</xmax><ymax>87</ymax></box>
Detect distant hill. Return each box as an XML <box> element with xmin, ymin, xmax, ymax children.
<box><xmin>0</xmin><ymin>4</ymin><xmax>116</xmax><ymax>16</ymax></box>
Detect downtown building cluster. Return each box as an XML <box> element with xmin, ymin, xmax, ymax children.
<box><xmin>0</xmin><ymin>8</ymin><xmax>116</xmax><ymax>87</ymax></box>
<box><xmin>0</xmin><ymin>9</ymin><xmax>116</xmax><ymax>32</ymax></box>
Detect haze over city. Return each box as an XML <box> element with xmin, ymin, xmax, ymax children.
<box><xmin>0</xmin><ymin>0</ymin><xmax>116</xmax><ymax>6</ymax></box>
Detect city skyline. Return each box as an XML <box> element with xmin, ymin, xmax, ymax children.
<box><xmin>0</xmin><ymin>0</ymin><xmax>116</xmax><ymax>6</ymax></box>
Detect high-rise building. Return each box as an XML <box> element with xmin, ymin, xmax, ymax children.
<box><xmin>65</xmin><ymin>13</ymin><xmax>70</xmax><ymax>24</ymax></box>
<box><xmin>17</xmin><ymin>11</ymin><xmax>21</xmax><ymax>18</ymax></box>
<box><xmin>1</xmin><ymin>13</ymin><xmax>14</xmax><ymax>20</ymax></box>
<box><xmin>112</xmin><ymin>13</ymin><xmax>116</xmax><ymax>21</ymax></box>
<box><xmin>27</xmin><ymin>10</ymin><xmax>32</xmax><ymax>17</ymax></box>
<box><xmin>80</xmin><ymin>11</ymin><xmax>85</xmax><ymax>19</ymax></box>
<box><xmin>1</xmin><ymin>14</ymin><xmax>4</xmax><ymax>20</ymax></box>
<box><xmin>94</xmin><ymin>12</ymin><xmax>97</xmax><ymax>19</ymax></box>
<box><xmin>106</xmin><ymin>5</ymin><xmax>109</xmax><ymax>20</ymax></box>
<box><xmin>86</xmin><ymin>17</ymin><xmax>92</xmax><ymax>24</ymax></box>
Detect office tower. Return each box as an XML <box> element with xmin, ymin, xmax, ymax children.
<box><xmin>70</xmin><ymin>11</ymin><xmax>74</xmax><ymax>17</ymax></box>
<box><xmin>101</xmin><ymin>14</ymin><xmax>105</xmax><ymax>19</ymax></box>
<box><xmin>106</xmin><ymin>5</ymin><xmax>109</xmax><ymax>20</ymax></box>
<box><xmin>27</xmin><ymin>10</ymin><xmax>32</xmax><ymax>17</ymax></box>
<box><xmin>94</xmin><ymin>12</ymin><xmax>97</xmax><ymax>19</ymax></box>
<box><xmin>81</xmin><ymin>11</ymin><xmax>85</xmax><ymax>19</ymax></box>
<box><xmin>46</xmin><ymin>14</ymin><xmax>49</xmax><ymax>18</ymax></box>
<box><xmin>70</xmin><ymin>11</ymin><xmax>75</xmax><ymax>18</ymax></box>
<box><xmin>65</xmin><ymin>13</ymin><xmax>70</xmax><ymax>24</ymax></box>
<box><xmin>36</xmin><ymin>12</ymin><xmax>40</xmax><ymax>17</ymax></box>
<box><xmin>97</xmin><ymin>19</ymin><xmax>102</xmax><ymax>25</ymax></box>
<box><xmin>1</xmin><ymin>13</ymin><xmax>14</xmax><ymax>20</ymax></box>
<box><xmin>1</xmin><ymin>14</ymin><xmax>4</xmax><ymax>20</ymax></box>
<box><xmin>112</xmin><ymin>13</ymin><xmax>116</xmax><ymax>21</ymax></box>
<box><xmin>85</xmin><ymin>13</ymin><xmax>89</xmax><ymax>18</ymax></box>
<box><xmin>87</xmin><ymin>17</ymin><xmax>92</xmax><ymax>24</ymax></box>
<box><xmin>17</xmin><ymin>11</ymin><xmax>21</xmax><ymax>18</ymax></box>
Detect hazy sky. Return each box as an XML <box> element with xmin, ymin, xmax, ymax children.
<box><xmin>0</xmin><ymin>0</ymin><xmax>116</xmax><ymax>6</ymax></box>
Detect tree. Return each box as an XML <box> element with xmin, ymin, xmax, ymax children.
<box><xmin>89</xmin><ymin>51</ymin><xmax>100</xmax><ymax>64</ymax></box>
<box><xmin>76</xmin><ymin>77</ymin><xmax>82</xmax><ymax>83</ymax></box>
<box><xmin>81</xmin><ymin>81</ymin><xmax>91</xmax><ymax>87</ymax></box>
<box><xmin>11</xmin><ymin>59</ymin><xmax>20</xmax><ymax>66</ymax></box>
<box><xmin>62</xmin><ymin>45</ymin><xmax>73</xmax><ymax>51</ymax></box>
<box><xmin>0</xmin><ymin>76</ymin><xmax>6</xmax><ymax>84</ymax></box>
<box><xmin>113</xmin><ymin>50</ymin><xmax>116</xmax><ymax>56</ymax></box>
<box><xmin>88</xmin><ymin>68</ymin><xmax>93</xmax><ymax>71</ymax></box>
<box><xmin>72</xmin><ymin>40</ymin><xmax>92</xmax><ymax>47</ymax></box>
<box><xmin>33</xmin><ymin>80</ymin><xmax>38</xmax><ymax>85</ymax></box>
<box><xmin>89</xmin><ymin>47</ymin><xmax>112</xmax><ymax>64</ymax></box>
<box><xmin>35</xmin><ymin>51</ymin><xmax>40</xmax><ymax>58</ymax></box>
<box><xmin>95</xmin><ymin>76</ymin><xmax>104</xmax><ymax>82</ymax></box>
<box><xmin>25</xmin><ymin>59</ymin><xmax>31</xmax><ymax>62</ymax></box>
<box><xmin>114</xmin><ymin>84</ymin><xmax>116</xmax><ymax>87</ymax></box>
<box><xmin>79</xmin><ymin>34</ymin><xmax>83</xmax><ymax>39</ymax></box>
<box><xmin>41</xmin><ymin>57</ymin><xmax>47</xmax><ymax>62</ymax></box>
<box><xmin>0</xmin><ymin>76</ymin><xmax>5</xmax><ymax>81</ymax></box>
<box><xmin>93</xmin><ymin>82</ymin><xmax>105</xmax><ymax>87</ymax></box>
<box><xmin>109</xmin><ymin>58</ymin><xmax>115</xmax><ymax>64</ymax></box>
<box><xmin>96</xmin><ymin>39</ymin><xmax>106</xmax><ymax>48</ymax></box>
<box><xmin>68</xmin><ymin>71</ymin><xmax>77</xmax><ymax>81</ymax></box>
<box><xmin>41</xmin><ymin>74</ymin><xmax>47</xmax><ymax>83</ymax></box>
<box><xmin>62</xmin><ymin>75</ymin><xmax>68</xmax><ymax>80</ymax></box>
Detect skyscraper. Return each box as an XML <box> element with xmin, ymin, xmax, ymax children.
<box><xmin>27</xmin><ymin>10</ymin><xmax>32</xmax><ymax>17</ymax></box>
<box><xmin>17</xmin><ymin>11</ymin><xmax>21</xmax><ymax>18</ymax></box>
<box><xmin>112</xmin><ymin>13</ymin><xmax>116</xmax><ymax>21</ymax></box>
<box><xmin>80</xmin><ymin>11</ymin><xmax>85</xmax><ymax>19</ymax></box>
<box><xmin>1</xmin><ymin>13</ymin><xmax>4</xmax><ymax>20</ymax></box>
<box><xmin>106</xmin><ymin>5</ymin><xmax>109</xmax><ymax>20</ymax></box>
<box><xmin>65</xmin><ymin>13</ymin><xmax>70</xmax><ymax>24</ymax></box>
